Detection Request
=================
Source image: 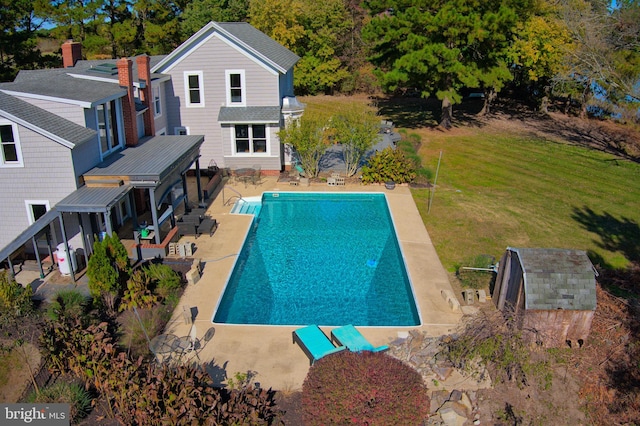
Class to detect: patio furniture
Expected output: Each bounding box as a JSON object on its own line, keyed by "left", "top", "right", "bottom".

{"left": 251, "top": 165, "right": 262, "bottom": 186}
{"left": 293, "top": 325, "right": 346, "bottom": 365}
{"left": 196, "top": 217, "right": 218, "bottom": 238}
{"left": 330, "top": 324, "right": 389, "bottom": 353}
{"left": 177, "top": 220, "right": 198, "bottom": 237}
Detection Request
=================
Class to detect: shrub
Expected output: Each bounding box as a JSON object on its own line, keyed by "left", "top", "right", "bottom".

{"left": 46, "top": 289, "right": 89, "bottom": 323}
{"left": 0, "top": 270, "right": 33, "bottom": 323}
{"left": 361, "top": 147, "right": 417, "bottom": 184}
{"left": 144, "top": 262, "right": 181, "bottom": 300}
{"left": 302, "top": 351, "right": 429, "bottom": 425}
{"left": 120, "top": 269, "right": 158, "bottom": 311}
{"left": 27, "top": 381, "right": 92, "bottom": 423}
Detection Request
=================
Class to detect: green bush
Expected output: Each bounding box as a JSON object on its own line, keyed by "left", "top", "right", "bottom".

{"left": 144, "top": 262, "right": 181, "bottom": 300}
{"left": 0, "top": 271, "right": 33, "bottom": 323}
{"left": 302, "top": 351, "right": 429, "bottom": 425}
{"left": 361, "top": 147, "right": 417, "bottom": 184}
{"left": 27, "top": 381, "right": 92, "bottom": 423}
{"left": 46, "top": 289, "right": 89, "bottom": 323}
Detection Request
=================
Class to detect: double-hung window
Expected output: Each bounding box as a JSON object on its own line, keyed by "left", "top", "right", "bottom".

{"left": 234, "top": 124, "right": 267, "bottom": 154}
{"left": 0, "top": 122, "right": 23, "bottom": 167}
{"left": 184, "top": 71, "right": 204, "bottom": 107}
{"left": 225, "top": 70, "right": 245, "bottom": 106}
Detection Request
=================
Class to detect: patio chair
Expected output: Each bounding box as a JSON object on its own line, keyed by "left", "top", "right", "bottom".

{"left": 330, "top": 324, "right": 389, "bottom": 353}
{"left": 293, "top": 325, "right": 346, "bottom": 365}
{"left": 251, "top": 165, "right": 262, "bottom": 186}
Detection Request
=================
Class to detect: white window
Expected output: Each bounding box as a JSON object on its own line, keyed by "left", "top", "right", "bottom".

{"left": 234, "top": 124, "right": 268, "bottom": 154}
{"left": 0, "top": 122, "right": 23, "bottom": 167}
{"left": 174, "top": 126, "right": 189, "bottom": 136}
{"left": 153, "top": 86, "right": 161, "bottom": 117}
{"left": 96, "top": 99, "right": 123, "bottom": 158}
{"left": 225, "top": 70, "right": 246, "bottom": 106}
{"left": 184, "top": 71, "right": 204, "bottom": 107}
{"left": 25, "top": 200, "right": 50, "bottom": 224}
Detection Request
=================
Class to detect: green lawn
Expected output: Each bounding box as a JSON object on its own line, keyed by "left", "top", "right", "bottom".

{"left": 300, "top": 96, "right": 640, "bottom": 271}
{"left": 414, "top": 130, "right": 640, "bottom": 271}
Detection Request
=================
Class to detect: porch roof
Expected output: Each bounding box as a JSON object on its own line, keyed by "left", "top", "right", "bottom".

{"left": 83, "top": 134, "right": 204, "bottom": 182}
{"left": 55, "top": 184, "right": 132, "bottom": 213}
{"left": 0, "top": 208, "right": 60, "bottom": 263}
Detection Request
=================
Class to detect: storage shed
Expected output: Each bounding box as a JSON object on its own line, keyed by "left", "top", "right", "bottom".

{"left": 493, "top": 247, "right": 598, "bottom": 348}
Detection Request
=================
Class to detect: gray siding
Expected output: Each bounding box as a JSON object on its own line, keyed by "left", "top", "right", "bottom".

{"left": 165, "top": 34, "right": 281, "bottom": 170}
{"left": 153, "top": 81, "right": 170, "bottom": 135}
{"left": 221, "top": 124, "right": 282, "bottom": 171}
{"left": 13, "top": 96, "right": 87, "bottom": 127}
{"left": 0, "top": 124, "right": 78, "bottom": 249}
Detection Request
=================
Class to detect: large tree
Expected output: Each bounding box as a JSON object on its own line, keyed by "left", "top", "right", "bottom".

{"left": 180, "top": 0, "right": 249, "bottom": 39}
{"left": 553, "top": 0, "right": 640, "bottom": 118}
{"left": 363, "top": 0, "right": 533, "bottom": 127}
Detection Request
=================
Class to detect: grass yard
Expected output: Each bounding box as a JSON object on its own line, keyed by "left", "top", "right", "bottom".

{"left": 413, "top": 125, "right": 640, "bottom": 271}
{"left": 300, "top": 95, "right": 640, "bottom": 272}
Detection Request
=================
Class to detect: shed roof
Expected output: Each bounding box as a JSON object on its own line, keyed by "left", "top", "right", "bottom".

{"left": 511, "top": 247, "right": 597, "bottom": 311}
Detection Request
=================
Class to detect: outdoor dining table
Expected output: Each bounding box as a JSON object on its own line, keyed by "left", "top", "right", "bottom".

{"left": 234, "top": 168, "right": 256, "bottom": 187}
{"left": 149, "top": 333, "right": 178, "bottom": 355}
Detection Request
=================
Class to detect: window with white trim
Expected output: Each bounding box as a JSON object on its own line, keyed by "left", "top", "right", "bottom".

{"left": 25, "top": 200, "right": 50, "bottom": 224}
{"left": 225, "top": 70, "right": 245, "bottom": 106}
{"left": 184, "top": 71, "right": 204, "bottom": 107}
{"left": 153, "top": 86, "right": 161, "bottom": 117}
{"left": 234, "top": 124, "right": 267, "bottom": 154}
{"left": 0, "top": 122, "right": 23, "bottom": 167}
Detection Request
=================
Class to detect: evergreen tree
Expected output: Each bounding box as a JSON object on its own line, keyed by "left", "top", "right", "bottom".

{"left": 363, "top": 0, "right": 533, "bottom": 127}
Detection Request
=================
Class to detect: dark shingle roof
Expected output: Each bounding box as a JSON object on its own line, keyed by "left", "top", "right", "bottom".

{"left": 215, "top": 22, "right": 300, "bottom": 71}
{"left": 153, "top": 22, "right": 299, "bottom": 74}
{"left": 0, "top": 70, "right": 126, "bottom": 105}
{"left": 512, "top": 247, "right": 597, "bottom": 311}
{"left": 218, "top": 106, "right": 281, "bottom": 123}
{"left": 0, "top": 91, "right": 96, "bottom": 148}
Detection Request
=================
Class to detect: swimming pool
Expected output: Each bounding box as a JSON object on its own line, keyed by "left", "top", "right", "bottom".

{"left": 213, "top": 192, "right": 421, "bottom": 326}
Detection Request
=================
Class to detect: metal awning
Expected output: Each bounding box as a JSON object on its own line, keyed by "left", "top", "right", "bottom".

{"left": 0, "top": 208, "right": 59, "bottom": 262}
{"left": 55, "top": 184, "right": 133, "bottom": 213}
{"left": 218, "top": 106, "right": 281, "bottom": 124}
{"left": 82, "top": 135, "right": 204, "bottom": 182}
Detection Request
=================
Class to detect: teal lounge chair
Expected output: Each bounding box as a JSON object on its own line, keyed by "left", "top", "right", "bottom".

{"left": 293, "top": 325, "right": 346, "bottom": 365}
{"left": 331, "top": 324, "right": 389, "bottom": 353}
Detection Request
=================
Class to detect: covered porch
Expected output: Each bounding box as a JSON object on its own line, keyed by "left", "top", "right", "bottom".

{"left": 1, "top": 135, "right": 207, "bottom": 284}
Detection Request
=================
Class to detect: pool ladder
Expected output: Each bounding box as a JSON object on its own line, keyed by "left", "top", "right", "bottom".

{"left": 223, "top": 186, "right": 243, "bottom": 206}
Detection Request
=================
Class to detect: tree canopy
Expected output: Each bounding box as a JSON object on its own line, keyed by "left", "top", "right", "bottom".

{"left": 1, "top": 0, "right": 639, "bottom": 124}
{"left": 363, "top": 0, "right": 534, "bottom": 127}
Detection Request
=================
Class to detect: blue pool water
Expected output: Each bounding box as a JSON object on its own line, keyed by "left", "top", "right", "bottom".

{"left": 213, "top": 192, "right": 420, "bottom": 326}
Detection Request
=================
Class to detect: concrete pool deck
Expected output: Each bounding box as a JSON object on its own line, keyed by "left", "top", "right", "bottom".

{"left": 163, "top": 177, "right": 463, "bottom": 391}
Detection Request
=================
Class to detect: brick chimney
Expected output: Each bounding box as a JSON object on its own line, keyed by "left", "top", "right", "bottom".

{"left": 61, "top": 40, "right": 82, "bottom": 68}
{"left": 136, "top": 55, "right": 155, "bottom": 137}
{"left": 117, "top": 58, "right": 138, "bottom": 147}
